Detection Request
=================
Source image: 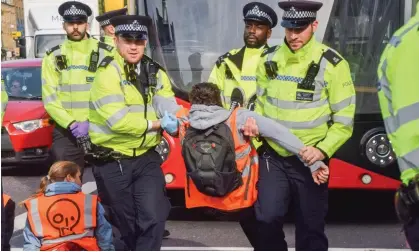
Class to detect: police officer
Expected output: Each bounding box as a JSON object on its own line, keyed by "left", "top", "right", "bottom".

{"left": 41, "top": 1, "right": 113, "bottom": 177}
{"left": 209, "top": 2, "right": 277, "bottom": 110}
{"left": 1, "top": 78, "right": 7, "bottom": 122}
{"left": 88, "top": 15, "right": 182, "bottom": 250}
{"left": 377, "top": 3, "right": 419, "bottom": 249}
{"left": 255, "top": 1, "right": 356, "bottom": 250}
{"left": 95, "top": 7, "right": 127, "bottom": 46}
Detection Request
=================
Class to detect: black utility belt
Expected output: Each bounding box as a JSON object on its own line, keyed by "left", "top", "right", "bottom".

{"left": 85, "top": 145, "right": 133, "bottom": 163}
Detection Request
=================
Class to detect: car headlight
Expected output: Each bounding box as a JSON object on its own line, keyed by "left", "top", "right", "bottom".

{"left": 13, "top": 119, "right": 50, "bottom": 133}
{"left": 155, "top": 138, "right": 170, "bottom": 162}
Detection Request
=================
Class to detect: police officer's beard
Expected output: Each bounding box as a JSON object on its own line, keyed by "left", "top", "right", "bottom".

{"left": 244, "top": 34, "right": 267, "bottom": 49}
{"left": 68, "top": 30, "right": 87, "bottom": 42}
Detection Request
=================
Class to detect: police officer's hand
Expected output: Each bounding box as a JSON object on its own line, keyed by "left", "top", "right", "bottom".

{"left": 70, "top": 121, "right": 89, "bottom": 138}
{"left": 299, "top": 146, "right": 325, "bottom": 165}
{"left": 241, "top": 117, "right": 259, "bottom": 137}
{"left": 161, "top": 111, "right": 179, "bottom": 135}
{"left": 312, "top": 164, "right": 329, "bottom": 185}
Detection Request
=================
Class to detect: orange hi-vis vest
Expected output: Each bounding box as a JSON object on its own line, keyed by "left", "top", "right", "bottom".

{"left": 3, "top": 193, "right": 11, "bottom": 207}
{"left": 24, "top": 192, "right": 99, "bottom": 251}
{"left": 180, "top": 108, "right": 259, "bottom": 211}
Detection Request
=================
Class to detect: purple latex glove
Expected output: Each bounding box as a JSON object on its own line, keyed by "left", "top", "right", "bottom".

{"left": 70, "top": 121, "right": 89, "bottom": 138}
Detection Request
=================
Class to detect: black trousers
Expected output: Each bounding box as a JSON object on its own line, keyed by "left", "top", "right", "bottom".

{"left": 52, "top": 126, "right": 85, "bottom": 177}
{"left": 254, "top": 146, "right": 328, "bottom": 251}
{"left": 91, "top": 149, "right": 171, "bottom": 251}
{"left": 405, "top": 214, "right": 419, "bottom": 250}
{"left": 239, "top": 207, "right": 260, "bottom": 248}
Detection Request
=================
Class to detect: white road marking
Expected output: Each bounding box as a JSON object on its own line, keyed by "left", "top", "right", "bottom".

{"left": 12, "top": 181, "right": 97, "bottom": 232}
{"left": 11, "top": 247, "right": 410, "bottom": 251}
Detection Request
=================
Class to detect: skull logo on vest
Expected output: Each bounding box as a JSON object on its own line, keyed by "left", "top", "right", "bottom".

{"left": 46, "top": 199, "right": 81, "bottom": 237}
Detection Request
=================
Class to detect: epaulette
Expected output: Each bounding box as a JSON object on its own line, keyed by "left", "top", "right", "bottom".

{"left": 323, "top": 49, "right": 343, "bottom": 66}
{"left": 142, "top": 55, "right": 165, "bottom": 71}
{"left": 216, "top": 51, "right": 231, "bottom": 67}
{"left": 46, "top": 45, "right": 60, "bottom": 56}
{"left": 98, "top": 41, "right": 114, "bottom": 52}
{"left": 261, "top": 45, "right": 279, "bottom": 57}
{"left": 98, "top": 56, "right": 114, "bottom": 68}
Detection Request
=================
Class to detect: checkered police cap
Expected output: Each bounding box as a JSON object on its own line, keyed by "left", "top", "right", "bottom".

{"left": 111, "top": 15, "right": 151, "bottom": 40}
{"left": 114, "top": 21, "right": 148, "bottom": 33}
{"left": 243, "top": 2, "right": 278, "bottom": 28}
{"left": 96, "top": 8, "right": 127, "bottom": 28}
{"left": 58, "top": 1, "right": 92, "bottom": 22}
{"left": 99, "top": 19, "right": 111, "bottom": 27}
{"left": 278, "top": 0, "right": 323, "bottom": 28}
{"left": 283, "top": 7, "right": 317, "bottom": 20}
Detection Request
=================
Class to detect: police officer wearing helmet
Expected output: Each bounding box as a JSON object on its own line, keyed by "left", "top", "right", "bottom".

{"left": 42, "top": 1, "right": 109, "bottom": 178}
{"left": 377, "top": 2, "right": 419, "bottom": 249}
{"left": 254, "top": 1, "right": 355, "bottom": 250}
{"left": 95, "top": 7, "right": 127, "bottom": 46}
{"left": 88, "top": 15, "right": 183, "bottom": 250}
{"left": 208, "top": 2, "right": 277, "bottom": 111}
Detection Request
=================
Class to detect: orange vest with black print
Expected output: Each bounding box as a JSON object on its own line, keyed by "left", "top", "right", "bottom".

{"left": 24, "top": 192, "right": 99, "bottom": 251}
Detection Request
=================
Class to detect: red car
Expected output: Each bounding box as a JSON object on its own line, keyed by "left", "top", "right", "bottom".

{"left": 1, "top": 59, "right": 54, "bottom": 168}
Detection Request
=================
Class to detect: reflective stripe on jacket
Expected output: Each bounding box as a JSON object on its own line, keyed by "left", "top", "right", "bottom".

{"left": 24, "top": 192, "right": 99, "bottom": 251}
{"left": 256, "top": 38, "right": 355, "bottom": 158}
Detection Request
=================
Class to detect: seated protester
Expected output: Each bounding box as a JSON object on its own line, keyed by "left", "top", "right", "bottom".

{"left": 179, "top": 82, "right": 329, "bottom": 211}
{"left": 22, "top": 161, "right": 114, "bottom": 251}
{"left": 2, "top": 192, "right": 15, "bottom": 251}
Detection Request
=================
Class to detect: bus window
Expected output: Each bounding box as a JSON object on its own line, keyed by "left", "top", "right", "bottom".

{"left": 323, "top": 0, "right": 403, "bottom": 114}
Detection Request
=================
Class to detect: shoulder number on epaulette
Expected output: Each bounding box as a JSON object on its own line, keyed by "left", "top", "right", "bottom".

{"left": 261, "top": 45, "right": 279, "bottom": 57}
{"left": 216, "top": 52, "right": 231, "bottom": 67}
{"left": 98, "top": 41, "right": 114, "bottom": 52}
{"left": 323, "top": 49, "right": 343, "bottom": 66}
{"left": 46, "top": 45, "right": 60, "bottom": 56}
{"left": 98, "top": 56, "right": 114, "bottom": 68}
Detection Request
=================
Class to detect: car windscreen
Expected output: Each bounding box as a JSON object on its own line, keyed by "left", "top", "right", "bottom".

{"left": 1, "top": 66, "right": 42, "bottom": 100}
{"left": 35, "top": 34, "right": 66, "bottom": 58}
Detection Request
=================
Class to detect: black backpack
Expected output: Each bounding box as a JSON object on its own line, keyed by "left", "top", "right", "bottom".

{"left": 182, "top": 122, "right": 243, "bottom": 197}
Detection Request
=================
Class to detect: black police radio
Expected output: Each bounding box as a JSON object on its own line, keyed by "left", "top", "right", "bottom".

{"left": 264, "top": 61, "right": 278, "bottom": 79}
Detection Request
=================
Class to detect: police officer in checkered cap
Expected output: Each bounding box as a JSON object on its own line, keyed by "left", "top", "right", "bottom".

{"left": 42, "top": 1, "right": 111, "bottom": 179}
{"left": 208, "top": 1, "right": 277, "bottom": 113}
{"left": 88, "top": 15, "right": 186, "bottom": 250}
{"left": 253, "top": 0, "right": 356, "bottom": 250}
{"left": 58, "top": 1, "right": 92, "bottom": 24}
{"left": 95, "top": 8, "right": 127, "bottom": 46}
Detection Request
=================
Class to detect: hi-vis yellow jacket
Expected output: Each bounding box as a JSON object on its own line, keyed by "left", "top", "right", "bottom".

{"left": 41, "top": 38, "right": 114, "bottom": 128}
{"left": 377, "top": 3, "right": 419, "bottom": 185}
{"left": 88, "top": 53, "right": 182, "bottom": 156}
{"left": 256, "top": 38, "right": 356, "bottom": 158}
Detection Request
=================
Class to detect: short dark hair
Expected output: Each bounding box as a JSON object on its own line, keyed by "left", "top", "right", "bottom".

{"left": 189, "top": 82, "right": 223, "bottom": 106}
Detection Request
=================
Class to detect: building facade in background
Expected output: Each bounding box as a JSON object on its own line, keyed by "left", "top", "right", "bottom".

{"left": 1, "top": 0, "right": 24, "bottom": 60}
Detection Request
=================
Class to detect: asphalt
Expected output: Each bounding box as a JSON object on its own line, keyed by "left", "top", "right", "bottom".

{"left": 2, "top": 166, "right": 410, "bottom": 250}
